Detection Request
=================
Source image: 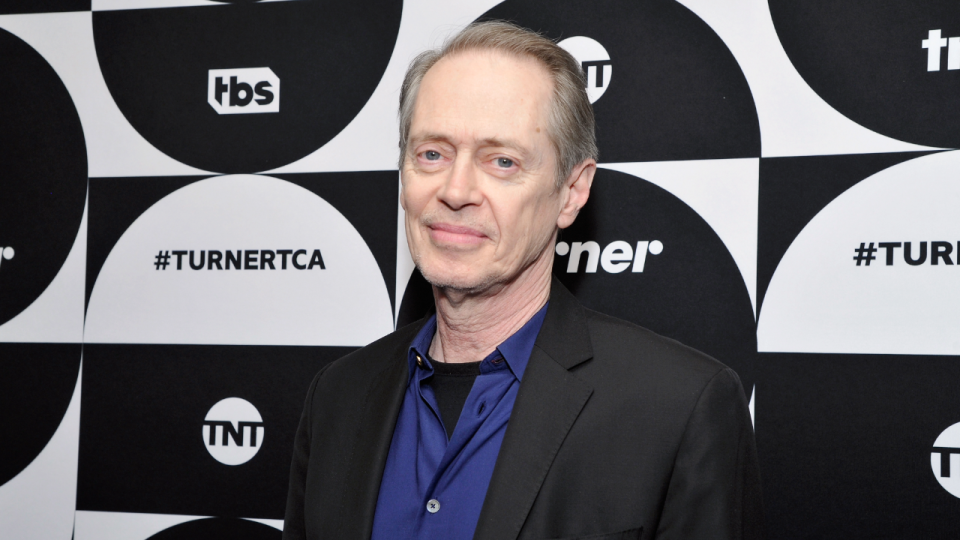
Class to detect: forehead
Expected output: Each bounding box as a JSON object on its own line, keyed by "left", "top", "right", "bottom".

{"left": 411, "top": 49, "right": 554, "bottom": 143}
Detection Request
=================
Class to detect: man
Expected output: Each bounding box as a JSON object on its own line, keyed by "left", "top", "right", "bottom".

{"left": 284, "top": 21, "right": 761, "bottom": 540}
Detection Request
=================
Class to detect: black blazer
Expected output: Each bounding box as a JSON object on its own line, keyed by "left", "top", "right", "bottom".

{"left": 283, "top": 279, "right": 762, "bottom": 540}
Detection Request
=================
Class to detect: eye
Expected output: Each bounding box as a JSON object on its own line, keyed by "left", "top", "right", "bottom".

{"left": 496, "top": 157, "right": 514, "bottom": 168}
{"left": 423, "top": 150, "right": 442, "bottom": 161}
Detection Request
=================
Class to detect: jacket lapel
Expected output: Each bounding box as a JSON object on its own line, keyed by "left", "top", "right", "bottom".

{"left": 336, "top": 327, "right": 416, "bottom": 539}
{"left": 473, "top": 280, "right": 595, "bottom": 540}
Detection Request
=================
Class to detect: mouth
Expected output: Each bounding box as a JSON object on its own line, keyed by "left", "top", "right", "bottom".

{"left": 427, "top": 222, "right": 487, "bottom": 246}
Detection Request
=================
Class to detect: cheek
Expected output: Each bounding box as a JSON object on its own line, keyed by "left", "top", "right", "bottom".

{"left": 401, "top": 181, "right": 429, "bottom": 218}
{"left": 497, "top": 195, "right": 556, "bottom": 254}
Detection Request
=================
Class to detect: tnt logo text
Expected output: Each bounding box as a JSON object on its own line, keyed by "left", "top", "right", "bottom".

{"left": 556, "top": 240, "right": 663, "bottom": 273}
{"left": 202, "top": 397, "right": 264, "bottom": 465}
{"left": 558, "top": 36, "right": 612, "bottom": 104}
{"left": 922, "top": 30, "right": 960, "bottom": 71}
{"left": 932, "top": 422, "right": 960, "bottom": 498}
{"left": 208, "top": 67, "right": 280, "bottom": 114}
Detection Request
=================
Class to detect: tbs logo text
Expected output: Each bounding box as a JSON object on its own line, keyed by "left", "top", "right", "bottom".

{"left": 208, "top": 68, "right": 279, "bottom": 115}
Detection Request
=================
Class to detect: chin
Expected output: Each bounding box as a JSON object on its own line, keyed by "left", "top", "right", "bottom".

{"left": 418, "top": 262, "right": 497, "bottom": 294}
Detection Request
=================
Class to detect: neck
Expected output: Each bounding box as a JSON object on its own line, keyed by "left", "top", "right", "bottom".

{"left": 428, "top": 248, "right": 553, "bottom": 364}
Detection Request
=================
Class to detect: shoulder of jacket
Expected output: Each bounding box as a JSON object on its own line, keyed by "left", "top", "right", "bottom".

{"left": 311, "top": 317, "right": 425, "bottom": 388}
{"left": 580, "top": 307, "right": 729, "bottom": 381}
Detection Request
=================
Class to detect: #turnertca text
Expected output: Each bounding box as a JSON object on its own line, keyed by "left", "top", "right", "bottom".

{"left": 853, "top": 241, "right": 960, "bottom": 266}
{"left": 154, "top": 249, "right": 325, "bottom": 271}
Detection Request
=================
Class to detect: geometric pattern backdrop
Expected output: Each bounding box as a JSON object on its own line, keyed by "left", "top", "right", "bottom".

{"left": 1, "top": 1, "right": 958, "bottom": 538}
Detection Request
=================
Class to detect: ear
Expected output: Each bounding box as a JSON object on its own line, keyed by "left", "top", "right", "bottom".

{"left": 556, "top": 159, "right": 595, "bottom": 229}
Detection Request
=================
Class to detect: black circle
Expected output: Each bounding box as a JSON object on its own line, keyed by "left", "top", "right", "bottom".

{"left": 480, "top": 0, "right": 761, "bottom": 162}
{"left": 92, "top": 1, "right": 403, "bottom": 173}
{"left": 0, "top": 28, "right": 87, "bottom": 326}
{"left": 146, "top": 517, "right": 280, "bottom": 540}
{"left": 555, "top": 168, "right": 758, "bottom": 393}
{"left": 770, "top": 0, "right": 960, "bottom": 148}
{"left": 0, "top": 344, "right": 81, "bottom": 486}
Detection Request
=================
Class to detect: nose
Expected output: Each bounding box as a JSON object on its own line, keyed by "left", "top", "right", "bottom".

{"left": 436, "top": 156, "right": 483, "bottom": 210}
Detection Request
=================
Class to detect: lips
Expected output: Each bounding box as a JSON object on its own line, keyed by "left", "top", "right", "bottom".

{"left": 427, "top": 222, "right": 487, "bottom": 245}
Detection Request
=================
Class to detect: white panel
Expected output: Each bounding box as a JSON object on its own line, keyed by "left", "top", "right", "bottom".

{"left": 0, "top": 12, "right": 210, "bottom": 178}
{"left": 85, "top": 175, "right": 393, "bottom": 346}
{"left": 758, "top": 150, "right": 960, "bottom": 354}
{"left": 677, "top": 0, "right": 936, "bottom": 158}
{"left": 0, "top": 362, "right": 81, "bottom": 540}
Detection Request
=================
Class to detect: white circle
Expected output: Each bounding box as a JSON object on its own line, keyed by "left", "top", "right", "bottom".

{"left": 558, "top": 36, "right": 612, "bottom": 104}
{"left": 426, "top": 499, "right": 440, "bottom": 513}
{"left": 555, "top": 241, "right": 570, "bottom": 256}
{"left": 932, "top": 422, "right": 960, "bottom": 498}
{"left": 2, "top": 246, "right": 13, "bottom": 260}
{"left": 201, "top": 397, "right": 264, "bottom": 466}
{"left": 648, "top": 240, "right": 663, "bottom": 255}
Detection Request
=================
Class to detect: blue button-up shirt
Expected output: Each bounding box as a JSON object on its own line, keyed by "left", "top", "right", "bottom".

{"left": 370, "top": 304, "right": 549, "bottom": 540}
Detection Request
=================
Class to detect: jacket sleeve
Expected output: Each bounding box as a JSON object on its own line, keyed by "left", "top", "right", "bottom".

{"left": 282, "top": 364, "right": 331, "bottom": 540}
{"left": 654, "top": 368, "right": 764, "bottom": 540}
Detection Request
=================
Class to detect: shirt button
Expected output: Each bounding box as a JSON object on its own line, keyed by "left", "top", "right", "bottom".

{"left": 416, "top": 354, "right": 424, "bottom": 368}
{"left": 426, "top": 499, "right": 440, "bottom": 513}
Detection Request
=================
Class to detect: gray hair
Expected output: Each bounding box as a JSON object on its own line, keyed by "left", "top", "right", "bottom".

{"left": 398, "top": 20, "right": 598, "bottom": 188}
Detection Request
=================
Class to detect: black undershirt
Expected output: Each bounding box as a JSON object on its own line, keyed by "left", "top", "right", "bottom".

{"left": 425, "top": 358, "right": 481, "bottom": 440}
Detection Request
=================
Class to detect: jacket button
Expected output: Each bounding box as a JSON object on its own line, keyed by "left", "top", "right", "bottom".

{"left": 416, "top": 354, "right": 424, "bottom": 368}
{"left": 426, "top": 499, "right": 440, "bottom": 513}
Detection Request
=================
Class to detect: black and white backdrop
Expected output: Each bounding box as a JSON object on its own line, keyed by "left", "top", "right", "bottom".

{"left": 1, "top": 1, "right": 959, "bottom": 538}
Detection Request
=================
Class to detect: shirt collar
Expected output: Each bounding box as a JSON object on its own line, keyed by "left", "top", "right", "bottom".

{"left": 407, "top": 302, "right": 549, "bottom": 383}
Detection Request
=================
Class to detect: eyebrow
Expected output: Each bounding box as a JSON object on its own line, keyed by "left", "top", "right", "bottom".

{"left": 407, "top": 133, "right": 452, "bottom": 148}
{"left": 409, "top": 133, "right": 533, "bottom": 158}
{"left": 478, "top": 137, "right": 530, "bottom": 156}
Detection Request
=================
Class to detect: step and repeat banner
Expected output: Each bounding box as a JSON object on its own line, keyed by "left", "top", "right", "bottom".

{"left": 1, "top": 1, "right": 958, "bottom": 538}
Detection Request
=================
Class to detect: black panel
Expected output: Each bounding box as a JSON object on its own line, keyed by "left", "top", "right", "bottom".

{"left": 0, "top": 1, "right": 89, "bottom": 14}
{"left": 77, "top": 344, "right": 351, "bottom": 518}
{"left": 758, "top": 353, "right": 960, "bottom": 539}
{"left": 0, "top": 343, "right": 82, "bottom": 487}
{"left": 146, "top": 518, "right": 280, "bottom": 540}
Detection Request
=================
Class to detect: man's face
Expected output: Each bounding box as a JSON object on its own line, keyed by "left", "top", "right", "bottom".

{"left": 401, "top": 50, "right": 568, "bottom": 293}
